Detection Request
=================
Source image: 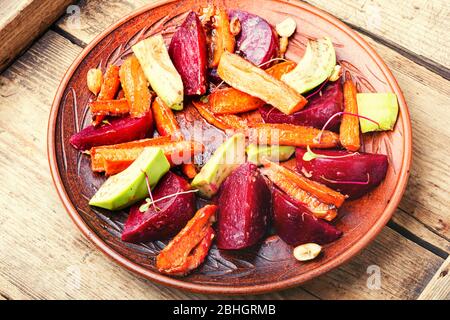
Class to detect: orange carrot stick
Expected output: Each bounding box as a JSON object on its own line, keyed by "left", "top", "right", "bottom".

{"left": 119, "top": 56, "right": 152, "bottom": 117}
{"left": 247, "top": 123, "right": 339, "bottom": 148}
{"left": 157, "top": 205, "right": 217, "bottom": 276}
{"left": 93, "top": 65, "right": 121, "bottom": 126}
{"left": 209, "top": 8, "right": 235, "bottom": 68}
{"left": 340, "top": 78, "right": 360, "bottom": 151}
{"left": 266, "top": 61, "right": 297, "bottom": 80}
{"left": 181, "top": 164, "right": 198, "bottom": 179}
{"left": 261, "top": 161, "right": 339, "bottom": 221}
{"left": 192, "top": 101, "right": 247, "bottom": 131}
{"left": 209, "top": 87, "right": 264, "bottom": 115}
{"left": 89, "top": 99, "right": 130, "bottom": 116}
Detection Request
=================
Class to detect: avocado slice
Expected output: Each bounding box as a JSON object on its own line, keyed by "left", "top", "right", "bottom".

{"left": 132, "top": 35, "right": 184, "bottom": 110}
{"left": 281, "top": 37, "right": 336, "bottom": 94}
{"left": 246, "top": 144, "right": 295, "bottom": 166}
{"left": 191, "top": 133, "right": 246, "bottom": 198}
{"left": 89, "top": 147, "right": 170, "bottom": 210}
{"left": 357, "top": 93, "right": 399, "bottom": 133}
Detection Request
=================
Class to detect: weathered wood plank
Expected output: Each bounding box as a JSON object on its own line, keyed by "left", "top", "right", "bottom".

{"left": 0, "top": 30, "right": 444, "bottom": 300}
{"left": 417, "top": 257, "right": 450, "bottom": 300}
{"left": 304, "top": 0, "right": 450, "bottom": 76}
{"left": 0, "top": 0, "right": 75, "bottom": 72}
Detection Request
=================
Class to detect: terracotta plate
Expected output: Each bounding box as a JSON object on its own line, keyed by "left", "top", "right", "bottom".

{"left": 48, "top": 0, "right": 412, "bottom": 294}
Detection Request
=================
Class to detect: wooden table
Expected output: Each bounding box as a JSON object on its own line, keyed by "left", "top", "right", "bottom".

{"left": 0, "top": 0, "right": 449, "bottom": 300}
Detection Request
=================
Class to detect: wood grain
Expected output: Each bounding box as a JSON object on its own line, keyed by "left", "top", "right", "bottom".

{"left": 0, "top": 30, "right": 444, "bottom": 299}
{"left": 0, "top": 0, "right": 75, "bottom": 72}
{"left": 418, "top": 256, "right": 450, "bottom": 300}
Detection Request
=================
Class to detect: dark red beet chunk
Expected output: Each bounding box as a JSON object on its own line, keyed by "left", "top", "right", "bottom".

{"left": 296, "top": 148, "right": 388, "bottom": 199}
{"left": 69, "top": 112, "right": 153, "bottom": 151}
{"left": 121, "top": 172, "right": 196, "bottom": 243}
{"left": 260, "top": 81, "right": 343, "bottom": 131}
{"left": 228, "top": 10, "right": 279, "bottom": 68}
{"left": 216, "top": 163, "right": 271, "bottom": 250}
{"left": 272, "top": 186, "right": 342, "bottom": 246}
{"left": 169, "top": 11, "right": 207, "bottom": 95}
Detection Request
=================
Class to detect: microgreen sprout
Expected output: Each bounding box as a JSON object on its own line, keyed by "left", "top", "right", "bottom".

{"left": 302, "top": 145, "right": 359, "bottom": 162}
{"left": 305, "top": 79, "right": 329, "bottom": 100}
{"left": 139, "top": 189, "right": 199, "bottom": 213}
{"left": 257, "top": 57, "right": 289, "bottom": 68}
{"left": 320, "top": 173, "right": 370, "bottom": 185}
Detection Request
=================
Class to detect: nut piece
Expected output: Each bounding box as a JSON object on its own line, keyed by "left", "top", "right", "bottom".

{"left": 328, "top": 65, "right": 342, "bottom": 82}
{"left": 276, "top": 17, "right": 297, "bottom": 38}
{"left": 293, "top": 243, "right": 322, "bottom": 261}
{"left": 230, "top": 16, "right": 241, "bottom": 36}
{"left": 87, "top": 68, "right": 103, "bottom": 96}
{"left": 280, "top": 37, "right": 289, "bottom": 57}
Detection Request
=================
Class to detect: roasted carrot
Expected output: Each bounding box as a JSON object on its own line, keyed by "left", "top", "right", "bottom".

{"left": 266, "top": 61, "right": 297, "bottom": 80}
{"left": 89, "top": 99, "right": 130, "bottom": 116}
{"left": 181, "top": 163, "right": 198, "bottom": 179}
{"left": 241, "top": 109, "right": 264, "bottom": 126}
{"left": 209, "top": 87, "right": 264, "bottom": 114}
{"left": 93, "top": 65, "right": 121, "bottom": 126}
{"left": 261, "top": 161, "right": 340, "bottom": 221}
{"left": 247, "top": 123, "right": 339, "bottom": 148}
{"left": 340, "top": 78, "right": 360, "bottom": 151}
{"left": 209, "top": 8, "right": 235, "bottom": 68}
{"left": 192, "top": 101, "right": 247, "bottom": 131}
{"left": 119, "top": 56, "right": 152, "bottom": 117}
{"left": 157, "top": 205, "right": 217, "bottom": 276}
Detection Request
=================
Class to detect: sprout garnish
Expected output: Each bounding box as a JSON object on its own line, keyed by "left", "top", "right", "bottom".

{"left": 302, "top": 145, "right": 359, "bottom": 162}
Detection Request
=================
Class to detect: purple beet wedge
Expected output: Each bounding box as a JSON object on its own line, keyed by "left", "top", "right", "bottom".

{"left": 260, "top": 81, "right": 343, "bottom": 131}
{"left": 121, "top": 172, "right": 196, "bottom": 243}
{"left": 272, "top": 186, "right": 342, "bottom": 246}
{"left": 169, "top": 11, "right": 208, "bottom": 95}
{"left": 296, "top": 148, "right": 388, "bottom": 199}
{"left": 216, "top": 162, "right": 271, "bottom": 249}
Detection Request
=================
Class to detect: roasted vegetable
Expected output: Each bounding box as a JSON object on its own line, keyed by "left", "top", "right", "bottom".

{"left": 70, "top": 112, "right": 153, "bottom": 151}
{"left": 217, "top": 52, "right": 307, "bottom": 115}
{"left": 265, "top": 61, "right": 297, "bottom": 79}
{"left": 87, "top": 68, "right": 103, "bottom": 95}
{"left": 156, "top": 205, "right": 217, "bottom": 276}
{"left": 169, "top": 11, "right": 208, "bottom": 95}
{"left": 119, "top": 56, "right": 152, "bottom": 117}
{"left": 247, "top": 123, "right": 339, "bottom": 148}
{"left": 89, "top": 99, "right": 130, "bottom": 116}
{"left": 216, "top": 163, "right": 271, "bottom": 249}
{"left": 132, "top": 35, "right": 184, "bottom": 110}
{"left": 98, "top": 65, "right": 121, "bottom": 100}
{"left": 122, "top": 172, "right": 196, "bottom": 242}
{"left": 89, "top": 147, "right": 170, "bottom": 210}
{"left": 260, "top": 81, "right": 343, "bottom": 131}
{"left": 228, "top": 10, "right": 279, "bottom": 67}
{"left": 246, "top": 144, "right": 295, "bottom": 166}
{"left": 209, "top": 8, "right": 235, "bottom": 68}
{"left": 357, "top": 93, "right": 399, "bottom": 133}
{"left": 340, "top": 78, "right": 361, "bottom": 151}
{"left": 296, "top": 148, "right": 388, "bottom": 199}
{"left": 208, "top": 87, "right": 264, "bottom": 114}
{"left": 191, "top": 101, "right": 247, "bottom": 130}
{"left": 281, "top": 37, "right": 336, "bottom": 94}
{"left": 272, "top": 186, "right": 342, "bottom": 246}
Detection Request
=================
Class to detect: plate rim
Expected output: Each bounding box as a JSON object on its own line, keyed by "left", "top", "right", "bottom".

{"left": 47, "top": 0, "right": 412, "bottom": 295}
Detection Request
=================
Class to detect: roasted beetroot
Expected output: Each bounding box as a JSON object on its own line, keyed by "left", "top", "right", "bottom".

{"left": 121, "top": 172, "right": 196, "bottom": 243}
{"left": 228, "top": 10, "right": 279, "bottom": 68}
{"left": 216, "top": 162, "right": 271, "bottom": 249}
{"left": 69, "top": 112, "right": 153, "bottom": 151}
{"left": 169, "top": 11, "right": 208, "bottom": 95}
{"left": 260, "top": 81, "right": 343, "bottom": 131}
{"left": 296, "top": 148, "right": 388, "bottom": 199}
{"left": 272, "top": 187, "right": 342, "bottom": 246}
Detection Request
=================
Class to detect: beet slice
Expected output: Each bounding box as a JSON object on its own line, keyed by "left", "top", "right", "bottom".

{"left": 121, "top": 172, "right": 196, "bottom": 243}
{"left": 69, "top": 112, "right": 153, "bottom": 151}
{"left": 228, "top": 10, "right": 279, "bottom": 68}
{"left": 260, "top": 81, "right": 343, "bottom": 131}
{"left": 296, "top": 148, "right": 388, "bottom": 199}
{"left": 169, "top": 11, "right": 208, "bottom": 95}
{"left": 216, "top": 162, "right": 271, "bottom": 249}
{"left": 272, "top": 186, "right": 342, "bottom": 246}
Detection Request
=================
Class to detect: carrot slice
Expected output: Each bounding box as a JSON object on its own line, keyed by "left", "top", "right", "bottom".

{"left": 157, "top": 205, "right": 217, "bottom": 276}
{"left": 209, "top": 87, "right": 264, "bottom": 114}
{"left": 93, "top": 65, "right": 121, "bottom": 126}
{"left": 209, "top": 8, "right": 235, "bottom": 68}
{"left": 192, "top": 101, "right": 247, "bottom": 130}
{"left": 340, "top": 78, "right": 360, "bottom": 151}
{"left": 119, "top": 56, "right": 152, "bottom": 117}
{"left": 181, "top": 163, "right": 198, "bottom": 179}
{"left": 266, "top": 61, "right": 297, "bottom": 80}
{"left": 261, "top": 161, "right": 340, "bottom": 221}
{"left": 89, "top": 99, "right": 130, "bottom": 116}
{"left": 241, "top": 109, "right": 264, "bottom": 126}
{"left": 152, "top": 97, "right": 183, "bottom": 140}
{"left": 247, "top": 123, "right": 339, "bottom": 148}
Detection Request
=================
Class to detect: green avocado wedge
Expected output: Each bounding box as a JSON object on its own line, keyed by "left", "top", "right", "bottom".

{"left": 191, "top": 133, "right": 246, "bottom": 198}
{"left": 246, "top": 144, "right": 295, "bottom": 166}
{"left": 357, "top": 93, "right": 399, "bottom": 133}
{"left": 89, "top": 147, "right": 170, "bottom": 210}
{"left": 281, "top": 37, "right": 336, "bottom": 95}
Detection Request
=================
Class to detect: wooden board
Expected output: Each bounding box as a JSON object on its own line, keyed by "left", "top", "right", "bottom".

{"left": 418, "top": 256, "right": 450, "bottom": 300}
{"left": 0, "top": 0, "right": 75, "bottom": 72}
